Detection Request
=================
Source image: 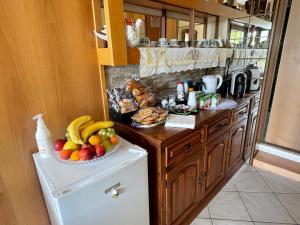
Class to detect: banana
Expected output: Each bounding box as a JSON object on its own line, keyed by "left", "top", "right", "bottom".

{"left": 81, "top": 121, "right": 114, "bottom": 142}
{"left": 67, "top": 115, "right": 92, "bottom": 145}
{"left": 79, "top": 120, "right": 95, "bottom": 133}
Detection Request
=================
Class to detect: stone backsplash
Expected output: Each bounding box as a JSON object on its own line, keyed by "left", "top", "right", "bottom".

{"left": 105, "top": 65, "right": 226, "bottom": 98}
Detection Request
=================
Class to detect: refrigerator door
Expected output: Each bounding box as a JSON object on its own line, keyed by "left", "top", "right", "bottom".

{"left": 54, "top": 157, "right": 149, "bottom": 225}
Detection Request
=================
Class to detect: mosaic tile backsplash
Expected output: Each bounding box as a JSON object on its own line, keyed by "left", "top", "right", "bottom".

{"left": 105, "top": 65, "right": 226, "bottom": 99}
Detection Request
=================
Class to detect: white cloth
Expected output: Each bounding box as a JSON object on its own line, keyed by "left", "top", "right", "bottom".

{"left": 165, "top": 114, "right": 195, "bottom": 129}
{"left": 139, "top": 48, "right": 234, "bottom": 77}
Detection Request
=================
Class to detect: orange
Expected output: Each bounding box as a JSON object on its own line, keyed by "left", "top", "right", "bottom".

{"left": 88, "top": 135, "right": 102, "bottom": 145}
{"left": 70, "top": 150, "right": 80, "bottom": 161}
{"left": 110, "top": 136, "right": 119, "bottom": 145}
{"left": 59, "top": 150, "right": 72, "bottom": 160}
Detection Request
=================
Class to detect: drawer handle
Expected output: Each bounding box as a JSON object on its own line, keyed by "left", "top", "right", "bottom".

{"left": 236, "top": 111, "right": 247, "bottom": 117}
{"left": 184, "top": 143, "right": 192, "bottom": 153}
{"left": 217, "top": 123, "right": 227, "bottom": 129}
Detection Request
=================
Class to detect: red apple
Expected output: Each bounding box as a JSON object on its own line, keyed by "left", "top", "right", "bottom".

{"left": 54, "top": 139, "right": 66, "bottom": 151}
{"left": 95, "top": 144, "right": 106, "bottom": 157}
{"left": 79, "top": 146, "right": 94, "bottom": 160}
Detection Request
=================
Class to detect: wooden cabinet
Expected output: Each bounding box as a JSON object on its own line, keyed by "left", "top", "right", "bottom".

{"left": 115, "top": 96, "right": 255, "bottom": 225}
{"left": 227, "top": 119, "right": 247, "bottom": 171}
{"left": 166, "top": 150, "right": 205, "bottom": 225}
{"left": 205, "top": 132, "right": 229, "bottom": 194}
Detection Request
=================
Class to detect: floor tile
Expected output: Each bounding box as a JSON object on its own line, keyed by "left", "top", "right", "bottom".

{"left": 197, "top": 207, "right": 210, "bottom": 219}
{"left": 212, "top": 219, "right": 254, "bottom": 225}
{"left": 240, "top": 164, "right": 257, "bottom": 172}
{"left": 208, "top": 192, "right": 251, "bottom": 221}
{"left": 233, "top": 172, "right": 272, "bottom": 193}
{"left": 190, "top": 218, "right": 212, "bottom": 225}
{"left": 221, "top": 180, "right": 237, "bottom": 192}
{"left": 240, "top": 192, "right": 295, "bottom": 224}
{"left": 277, "top": 193, "right": 300, "bottom": 223}
{"left": 260, "top": 171, "right": 300, "bottom": 193}
{"left": 254, "top": 223, "right": 295, "bottom": 225}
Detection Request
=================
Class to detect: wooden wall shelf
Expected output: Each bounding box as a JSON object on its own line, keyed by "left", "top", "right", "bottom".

{"left": 128, "top": 0, "right": 272, "bottom": 30}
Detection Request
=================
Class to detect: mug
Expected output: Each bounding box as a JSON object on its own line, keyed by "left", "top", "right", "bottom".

{"left": 202, "top": 75, "right": 223, "bottom": 94}
{"left": 158, "top": 38, "right": 168, "bottom": 46}
{"left": 170, "top": 39, "right": 178, "bottom": 46}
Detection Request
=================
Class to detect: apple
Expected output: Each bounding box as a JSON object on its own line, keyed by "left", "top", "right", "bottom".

{"left": 79, "top": 146, "right": 94, "bottom": 160}
{"left": 55, "top": 139, "right": 66, "bottom": 151}
{"left": 95, "top": 144, "right": 106, "bottom": 157}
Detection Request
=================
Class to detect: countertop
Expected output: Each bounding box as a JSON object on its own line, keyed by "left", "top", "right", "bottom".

{"left": 115, "top": 93, "right": 258, "bottom": 147}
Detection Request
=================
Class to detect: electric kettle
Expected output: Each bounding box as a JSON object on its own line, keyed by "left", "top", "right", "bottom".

{"left": 201, "top": 75, "right": 223, "bottom": 94}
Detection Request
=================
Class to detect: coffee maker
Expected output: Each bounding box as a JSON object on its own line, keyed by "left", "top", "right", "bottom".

{"left": 245, "top": 64, "right": 262, "bottom": 93}
{"left": 230, "top": 72, "right": 247, "bottom": 98}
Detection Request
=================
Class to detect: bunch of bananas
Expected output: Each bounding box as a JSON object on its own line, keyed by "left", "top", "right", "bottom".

{"left": 66, "top": 115, "right": 114, "bottom": 145}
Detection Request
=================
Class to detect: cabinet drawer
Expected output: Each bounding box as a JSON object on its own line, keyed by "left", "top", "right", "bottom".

{"left": 166, "top": 129, "right": 204, "bottom": 167}
{"left": 206, "top": 114, "right": 230, "bottom": 139}
{"left": 232, "top": 104, "right": 249, "bottom": 122}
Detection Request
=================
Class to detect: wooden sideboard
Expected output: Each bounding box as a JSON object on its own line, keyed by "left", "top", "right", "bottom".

{"left": 115, "top": 93, "right": 257, "bottom": 225}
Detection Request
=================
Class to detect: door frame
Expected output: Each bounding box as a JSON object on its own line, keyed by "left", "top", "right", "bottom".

{"left": 249, "top": 0, "right": 291, "bottom": 164}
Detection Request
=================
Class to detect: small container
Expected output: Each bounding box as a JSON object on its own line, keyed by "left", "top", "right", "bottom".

{"left": 168, "top": 95, "right": 177, "bottom": 109}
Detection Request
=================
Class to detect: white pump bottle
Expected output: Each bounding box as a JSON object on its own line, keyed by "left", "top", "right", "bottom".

{"left": 33, "top": 114, "right": 53, "bottom": 156}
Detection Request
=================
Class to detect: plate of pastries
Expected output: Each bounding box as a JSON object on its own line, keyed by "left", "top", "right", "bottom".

{"left": 131, "top": 107, "right": 168, "bottom": 128}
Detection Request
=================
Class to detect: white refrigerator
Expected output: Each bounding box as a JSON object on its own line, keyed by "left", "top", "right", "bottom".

{"left": 33, "top": 137, "right": 149, "bottom": 225}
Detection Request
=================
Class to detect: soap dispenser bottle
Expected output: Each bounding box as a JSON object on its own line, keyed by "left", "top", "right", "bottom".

{"left": 33, "top": 114, "right": 53, "bottom": 156}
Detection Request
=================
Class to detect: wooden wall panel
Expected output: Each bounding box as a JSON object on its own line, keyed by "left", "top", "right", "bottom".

{"left": 265, "top": 0, "right": 300, "bottom": 151}
{"left": 0, "top": 0, "right": 103, "bottom": 224}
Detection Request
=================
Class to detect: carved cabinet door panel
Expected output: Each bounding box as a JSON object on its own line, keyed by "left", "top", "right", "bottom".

{"left": 205, "top": 132, "right": 229, "bottom": 194}
{"left": 166, "top": 150, "right": 205, "bottom": 225}
{"left": 227, "top": 119, "right": 247, "bottom": 171}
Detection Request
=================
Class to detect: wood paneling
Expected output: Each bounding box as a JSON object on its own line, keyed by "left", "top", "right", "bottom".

{"left": 266, "top": 0, "right": 300, "bottom": 151}
{"left": 0, "top": 0, "right": 103, "bottom": 224}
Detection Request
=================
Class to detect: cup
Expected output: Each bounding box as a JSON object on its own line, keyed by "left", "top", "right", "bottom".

{"left": 158, "top": 38, "right": 168, "bottom": 46}
{"left": 150, "top": 41, "right": 157, "bottom": 47}
{"left": 170, "top": 39, "right": 178, "bottom": 46}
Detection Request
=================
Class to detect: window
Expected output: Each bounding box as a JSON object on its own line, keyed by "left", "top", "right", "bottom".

{"left": 230, "top": 29, "right": 245, "bottom": 45}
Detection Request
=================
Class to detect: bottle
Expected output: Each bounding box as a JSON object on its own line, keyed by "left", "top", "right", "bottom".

{"left": 176, "top": 82, "right": 185, "bottom": 104}
{"left": 33, "top": 114, "right": 53, "bottom": 156}
{"left": 187, "top": 89, "right": 197, "bottom": 108}
{"left": 183, "top": 80, "right": 189, "bottom": 95}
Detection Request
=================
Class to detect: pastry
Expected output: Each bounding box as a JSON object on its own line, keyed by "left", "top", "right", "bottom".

{"left": 132, "top": 107, "right": 168, "bottom": 125}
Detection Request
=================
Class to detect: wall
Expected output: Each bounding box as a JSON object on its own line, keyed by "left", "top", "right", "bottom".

{"left": 0, "top": 1, "right": 103, "bottom": 224}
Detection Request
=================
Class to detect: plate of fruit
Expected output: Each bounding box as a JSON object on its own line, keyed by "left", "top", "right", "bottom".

{"left": 54, "top": 115, "right": 121, "bottom": 164}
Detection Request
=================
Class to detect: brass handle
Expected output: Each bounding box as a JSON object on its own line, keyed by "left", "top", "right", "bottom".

{"left": 198, "top": 172, "right": 208, "bottom": 184}
{"left": 184, "top": 143, "right": 192, "bottom": 153}
{"left": 217, "top": 123, "right": 227, "bottom": 129}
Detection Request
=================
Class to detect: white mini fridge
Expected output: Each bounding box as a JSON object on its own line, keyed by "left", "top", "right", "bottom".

{"left": 33, "top": 137, "right": 149, "bottom": 225}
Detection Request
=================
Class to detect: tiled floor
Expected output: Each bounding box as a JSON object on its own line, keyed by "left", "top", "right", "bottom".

{"left": 191, "top": 164, "right": 300, "bottom": 225}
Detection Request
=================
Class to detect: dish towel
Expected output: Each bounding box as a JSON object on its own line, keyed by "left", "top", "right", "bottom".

{"left": 165, "top": 114, "right": 195, "bottom": 129}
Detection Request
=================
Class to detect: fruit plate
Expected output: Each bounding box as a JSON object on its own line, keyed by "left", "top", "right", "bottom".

{"left": 53, "top": 138, "right": 122, "bottom": 165}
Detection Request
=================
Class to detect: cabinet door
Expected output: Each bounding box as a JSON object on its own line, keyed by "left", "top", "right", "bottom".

{"left": 205, "top": 132, "right": 229, "bottom": 194}
{"left": 166, "top": 151, "right": 205, "bottom": 225}
{"left": 227, "top": 119, "right": 247, "bottom": 171}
